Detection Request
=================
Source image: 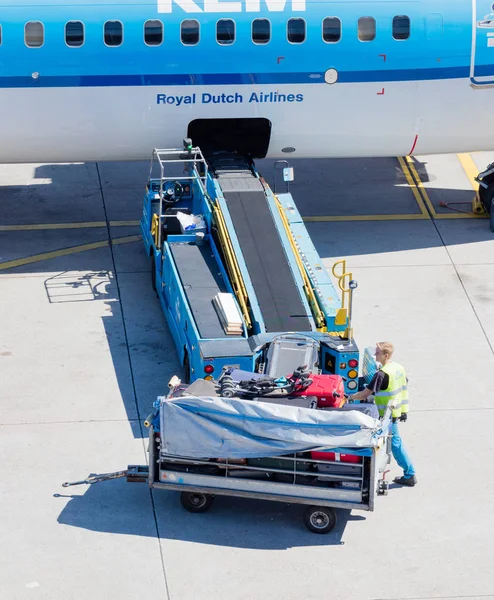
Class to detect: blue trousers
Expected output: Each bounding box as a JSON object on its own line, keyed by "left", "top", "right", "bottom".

{"left": 391, "top": 421, "right": 415, "bottom": 478}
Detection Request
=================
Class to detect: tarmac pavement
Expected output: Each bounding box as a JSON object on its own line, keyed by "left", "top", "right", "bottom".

{"left": 1, "top": 155, "right": 494, "bottom": 600}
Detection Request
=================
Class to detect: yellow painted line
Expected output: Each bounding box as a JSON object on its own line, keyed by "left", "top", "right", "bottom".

{"left": 0, "top": 240, "right": 108, "bottom": 271}
{"left": 0, "top": 220, "right": 139, "bottom": 232}
{"left": 457, "top": 153, "right": 481, "bottom": 191}
{"left": 303, "top": 214, "right": 429, "bottom": 223}
{"left": 397, "top": 156, "right": 430, "bottom": 217}
{"left": 0, "top": 221, "right": 106, "bottom": 232}
{"left": 0, "top": 235, "right": 140, "bottom": 271}
{"left": 111, "top": 234, "right": 141, "bottom": 244}
{"left": 404, "top": 156, "right": 437, "bottom": 216}
{"left": 303, "top": 158, "right": 431, "bottom": 223}
{"left": 434, "top": 212, "right": 487, "bottom": 220}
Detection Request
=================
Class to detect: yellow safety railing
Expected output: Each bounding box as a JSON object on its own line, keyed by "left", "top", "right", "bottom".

{"left": 151, "top": 213, "right": 160, "bottom": 247}
{"left": 213, "top": 201, "right": 252, "bottom": 331}
{"left": 274, "top": 196, "right": 326, "bottom": 331}
{"left": 331, "top": 259, "right": 354, "bottom": 339}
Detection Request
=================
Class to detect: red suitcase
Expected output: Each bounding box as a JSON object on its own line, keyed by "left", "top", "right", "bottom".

{"left": 289, "top": 374, "right": 346, "bottom": 408}
{"left": 311, "top": 450, "right": 362, "bottom": 463}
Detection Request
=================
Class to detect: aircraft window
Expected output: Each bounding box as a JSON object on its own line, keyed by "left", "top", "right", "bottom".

{"left": 287, "top": 18, "right": 306, "bottom": 44}
{"left": 145, "top": 20, "right": 163, "bottom": 46}
{"left": 25, "top": 21, "right": 44, "bottom": 48}
{"left": 65, "top": 21, "right": 84, "bottom": 47}
{"left": 358, "top": 17, "right": 376, "bottom": 41}
{"left": 104, "top": 20, "right": 123, "bottom": 46}
{"left": 393, "top": 15, "right": 410, "bottom": 40}
{"left": 181, "top": 19, "right": 199, "bottom": 45}
{"left": 217, "top": 19, "right": 235, "bottom": 45}
{"left": 252, "top": 19, "right": 271, "bottom": 44}
{"left": 322, "top": 17, "right": 341, "bottom": 42}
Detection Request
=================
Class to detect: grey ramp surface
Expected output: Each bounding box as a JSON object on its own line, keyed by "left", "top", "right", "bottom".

{"left": 225, "top": 188, "right": 311, "bottom": 333}
{"left": 170, "top": 241, "right": 229, "bottom": 339}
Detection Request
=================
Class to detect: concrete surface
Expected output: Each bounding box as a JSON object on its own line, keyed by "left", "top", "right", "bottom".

{"left": 1, "top": 154, "right": 494, "bottom": 600}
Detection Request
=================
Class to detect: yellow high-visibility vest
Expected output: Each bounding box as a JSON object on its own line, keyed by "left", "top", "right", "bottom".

{"left": 373, "top": 361, "right": 409, "bottom": 418}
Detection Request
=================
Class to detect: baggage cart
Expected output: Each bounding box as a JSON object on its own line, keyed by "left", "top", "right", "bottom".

{"left": 63, "top": 395, "right": 392, "bottom": 534}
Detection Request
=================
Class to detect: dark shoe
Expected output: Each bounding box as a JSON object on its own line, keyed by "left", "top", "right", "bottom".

{"left": 393, "top": 475, "right": 417, "bottom": 487}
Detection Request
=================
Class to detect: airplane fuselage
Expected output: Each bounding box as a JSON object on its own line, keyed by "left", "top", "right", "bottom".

{"left": 0, "top": 0, "right": 494, "bottom": 161}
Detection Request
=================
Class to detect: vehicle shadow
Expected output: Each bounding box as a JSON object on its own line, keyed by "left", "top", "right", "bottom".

{"left": 55, "top": 477, "right": 364, "bottom": 548}
{"left": 2, "top": 158, "right": 493, "bottom": 443}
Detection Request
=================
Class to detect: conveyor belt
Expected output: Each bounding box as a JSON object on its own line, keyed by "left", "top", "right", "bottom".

{"left": 170, "top": 242, "right": 230, "bottom": 339}
{"left": 213, "top": 157, "right": 311, "bottom": 333}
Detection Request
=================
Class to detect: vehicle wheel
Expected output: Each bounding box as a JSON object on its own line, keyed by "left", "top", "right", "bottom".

{"left": 304, "top": 506, "right": 337, "bottom": 534}
{"left": 490, "top": 195, "right": 494, "bottom": 233}
{"left": 183, "top": 352, "right": 191, "bottom": 384}
{"left": 479, "top": 184, "right": 486, "bottom": 205}
{"left": 377, "top": 480, "right": 389, "bottom": 496}
{"left": 150, "top": 255, "right": 157, "bottom": 292}
{"left": 180, "top": 492, "right": 214, "bottom": 513}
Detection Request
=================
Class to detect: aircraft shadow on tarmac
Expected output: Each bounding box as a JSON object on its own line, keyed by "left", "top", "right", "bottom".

{"left": 55, "top": 477, "right": 366, "bottom": 548}
{"left": 3, "top": 159, "right": 493, "bottom": 443}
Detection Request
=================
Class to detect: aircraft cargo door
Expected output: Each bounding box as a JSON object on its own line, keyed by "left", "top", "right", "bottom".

{"left": 471, "top": 1, "right": 494, "bottom": 85}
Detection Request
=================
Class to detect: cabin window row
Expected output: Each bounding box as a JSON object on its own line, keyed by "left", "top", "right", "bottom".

{"left": 0, "top": 17, "right": 411, "bottom": 49}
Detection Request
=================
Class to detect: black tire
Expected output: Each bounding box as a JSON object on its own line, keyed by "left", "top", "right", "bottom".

{"left": 183, "top": 352, "right": 191, "bottom": 384}
{"left": 377, "top": 480, "right": 389, "bottom": 496}
{"left": 180, "top": 492, "right": 214, "bottom": 513}
{"left": 151, "top": 255, "right": 157, "bottom": 292}
{"left": 304, "top": 506, "right": 337, "bottom": 534}
{"left": 490, "top": 197, "right": 494, "bottom": 234}
{"left": 479, "top": 184, "right": 486, "bottom": 205}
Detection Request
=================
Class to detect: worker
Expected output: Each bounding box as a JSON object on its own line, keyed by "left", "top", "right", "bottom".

{"left": 347, "top": 341, "right": 416, "bottom": 487}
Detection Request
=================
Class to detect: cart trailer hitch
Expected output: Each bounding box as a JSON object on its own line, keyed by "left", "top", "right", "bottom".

{"left": 62, "top": 465, "right": 149, "bottom": 487}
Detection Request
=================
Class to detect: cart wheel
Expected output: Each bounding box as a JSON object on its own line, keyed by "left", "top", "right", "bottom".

{"left": 304, "top": 506, "right": 337, "bottom": 534}
{"left": 377, "top": 480, "right": 389, "bottom": 496}
{"left": 180, "top": 492, "right": 214, "bottom": 513}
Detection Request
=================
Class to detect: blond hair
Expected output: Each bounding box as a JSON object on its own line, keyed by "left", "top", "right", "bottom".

{"left": 376, "top": 341, "right": 394, "bottom": 358}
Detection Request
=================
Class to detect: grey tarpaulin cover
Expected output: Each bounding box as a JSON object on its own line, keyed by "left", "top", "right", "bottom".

{"left": 159, "top": 396, "right": 383, "bottom": 459}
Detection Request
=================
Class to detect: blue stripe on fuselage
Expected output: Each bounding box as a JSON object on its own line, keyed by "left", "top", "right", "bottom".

{"left": 0, "top": 65, "right": 487, "bottom": 88}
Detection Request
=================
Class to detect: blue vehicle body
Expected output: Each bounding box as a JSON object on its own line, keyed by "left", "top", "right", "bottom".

{"left": 140, "top": 147, "right": 361, "bottom": 390}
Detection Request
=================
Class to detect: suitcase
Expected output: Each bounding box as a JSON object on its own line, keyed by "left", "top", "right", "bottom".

{"left": 247, "top": 455, "right": 316, "bottom": 484}
{"left": 252, "top": 395, "right": 318, "bottom": 409}
{"left": 316, "top": 463, "right": 363, "bottom": 478}
{"left": 290, "top": 374, "right": 346, "bottom": 408}
{"left": 311, "top": 451, "right": 363, "bottom": 479}
{"left": 311, "top": 450, "right": 362, "bottom": 463}
{"left": 265, "top": 335, "right": 319, "bottom": 378}
{"left": 226, "top": 369, "right": 265, "bottom": 384}
{"left": 320, "top": 402, "right": 380, "bottom": 420}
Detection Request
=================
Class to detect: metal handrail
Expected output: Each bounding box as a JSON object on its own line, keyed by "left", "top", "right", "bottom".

{"left": 148, "top": 147, "right": 209, "bottom": 249}
{"left": 331, "top": 260, "right": 355, "bottom": 339}
{"left": 274, "top": 195, "right": 326, "bottom": 331}
{"left": 213, "top": 200, "right": 252, "bottom": 331}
